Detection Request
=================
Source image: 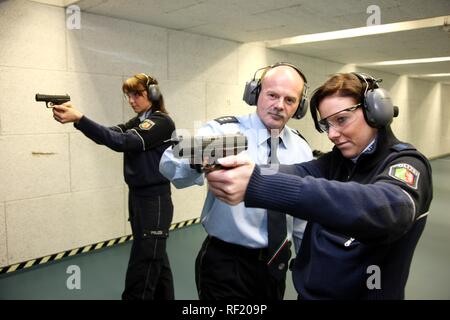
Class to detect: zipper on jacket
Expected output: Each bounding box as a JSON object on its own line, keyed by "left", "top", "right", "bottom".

{"left": 344, "top": 237, "right": 355, "bottom": 247}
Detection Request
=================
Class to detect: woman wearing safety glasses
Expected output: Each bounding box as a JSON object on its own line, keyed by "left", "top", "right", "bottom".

{"left": 205, "top": 72, "right": 433, "bottom": 300}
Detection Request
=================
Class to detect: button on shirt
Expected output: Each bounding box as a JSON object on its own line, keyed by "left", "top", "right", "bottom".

{"left": 159, "top": 113, "right": 313, "bottom": 249}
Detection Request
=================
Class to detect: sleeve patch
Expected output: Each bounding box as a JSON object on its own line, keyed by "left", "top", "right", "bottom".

{"left": 139, "top": 119, "right": 155, "bottom": 130}
{"left": 388, "top": 163, "right": 420, "bottom": 189}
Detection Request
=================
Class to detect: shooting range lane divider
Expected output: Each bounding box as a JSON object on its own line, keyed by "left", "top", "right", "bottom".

{"left": 0, "top": 217, "right": 201, "bottom": 275}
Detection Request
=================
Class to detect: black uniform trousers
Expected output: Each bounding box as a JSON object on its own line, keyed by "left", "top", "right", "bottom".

{"left": 195, "top": 235, "right": 288, "bottom": 300}
{"left": 122, "top": 191, "right": 174, "bottom": 300}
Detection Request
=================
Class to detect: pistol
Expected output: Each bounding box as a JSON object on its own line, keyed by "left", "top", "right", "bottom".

{"left": 35, "top": 93, "right": 70, "bottom": 108}
{"left": 170, "top": 133, "right": 248, "bottom": 172}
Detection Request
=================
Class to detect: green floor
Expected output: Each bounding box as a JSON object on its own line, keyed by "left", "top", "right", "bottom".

{"left": 0, "top": 156, "right": 449, "bottom": 300}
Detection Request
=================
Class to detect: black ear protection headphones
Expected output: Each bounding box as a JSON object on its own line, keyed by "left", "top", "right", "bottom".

{"left": 140, "top": 73, "right": 161, "bottom": 103}
{"left": 352, "top": 72, "right": 399, "bottom": 128}
{"left": 310, "top": 72, "right": 399, "bottom": 132}
{"left": 242, "top": 62, "right": 309, "bottom": 119}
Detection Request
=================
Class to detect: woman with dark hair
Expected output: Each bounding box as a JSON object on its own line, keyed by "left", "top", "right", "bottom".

{"left": 52, "top": 73, "right": 176, "bottom": 300}
{"left": 206, "top": 72, "right": 433, "bottom": 299}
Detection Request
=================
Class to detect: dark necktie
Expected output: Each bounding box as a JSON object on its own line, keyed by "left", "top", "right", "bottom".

{"left": 266, "top": 137, "right": 290, "bottom": 280}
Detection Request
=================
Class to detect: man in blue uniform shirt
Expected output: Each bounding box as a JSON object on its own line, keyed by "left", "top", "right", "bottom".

{"left": 159, "top": 63, "right": 313, "bottom": 299}
{"left": 206, "top": 73, "right": 433, "bottom": 299}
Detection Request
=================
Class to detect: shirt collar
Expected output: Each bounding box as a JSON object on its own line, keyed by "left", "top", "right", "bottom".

{"left": 250, "top": 113, "right": 287, "bottom": 148}
{"left": 351, "top": 137, "right": 377, "bottom": 163}
{"left": 139, "top": 109, "right": 152, "bottom": 121}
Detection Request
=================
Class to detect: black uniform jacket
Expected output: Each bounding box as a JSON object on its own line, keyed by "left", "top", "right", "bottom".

{"left": 75, "top": 111, "right": 175, "bottom": 196}
{"left": 245, "top": 127, "right": 433, "bottom": 299}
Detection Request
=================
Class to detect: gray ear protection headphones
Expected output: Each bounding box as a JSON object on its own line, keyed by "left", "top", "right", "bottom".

{"left": 141, "top": 73, "right": 161, "bottom": 103}
{"left": 352, "top": 72, "right": 399, "bottom": 128}
{"left": 242, "top": 62, "right": 309, "bottom": 119}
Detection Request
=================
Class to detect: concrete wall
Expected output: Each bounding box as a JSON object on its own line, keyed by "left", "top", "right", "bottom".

{"left": 0, "top": 0, "right": 448, "bottom": 266}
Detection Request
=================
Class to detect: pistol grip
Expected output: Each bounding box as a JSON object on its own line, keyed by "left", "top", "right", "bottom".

{"left": 203, "top": 163, "right": 225, "bottom": 173}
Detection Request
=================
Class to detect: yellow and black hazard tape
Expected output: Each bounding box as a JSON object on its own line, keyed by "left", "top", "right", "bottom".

{"left": 0, "top": 217, "right": 201, "bottom": 275}
{"left": 0, "top": 234, "right": 134, "bottom": 275}
{"left": 169, "top": 217, "right": 201, "bottom": 230}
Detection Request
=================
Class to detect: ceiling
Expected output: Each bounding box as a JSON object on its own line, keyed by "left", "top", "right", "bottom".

{"left": 45, "top": 0, "right": 450, "bottom": 82}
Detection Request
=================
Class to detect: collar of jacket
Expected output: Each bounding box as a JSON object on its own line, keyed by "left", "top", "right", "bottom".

{"left": 332, "top": 126, "right": 401, "bottom": 172}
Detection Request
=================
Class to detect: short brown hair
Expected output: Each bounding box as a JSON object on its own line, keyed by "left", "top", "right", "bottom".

{"left": 122, "top": 73, "right": 168, "bottom": 114}
{"left": 310, "top": 73, "right": 364, "bottom": 131}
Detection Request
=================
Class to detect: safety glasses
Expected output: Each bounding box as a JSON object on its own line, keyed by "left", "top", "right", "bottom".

{"left": 318, "top": 103, "right": 362, "bottom": 133}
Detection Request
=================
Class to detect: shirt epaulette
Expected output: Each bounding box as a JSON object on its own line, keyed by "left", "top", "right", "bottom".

{"left": 214, "top": 116, "right": 239, "bottom": 125}
{"left": 391, "top": 143, "right": 416, "bottom": 152}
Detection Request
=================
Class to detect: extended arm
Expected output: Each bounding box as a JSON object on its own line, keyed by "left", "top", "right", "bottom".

{"left": 53, "top": 104, "right": 174, "bottom": 152}
{"left": 245, "top": 156, "right": 430, "bottom": 244}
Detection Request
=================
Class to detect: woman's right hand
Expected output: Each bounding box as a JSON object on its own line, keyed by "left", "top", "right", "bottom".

{"left": 206, "top": 154, "right": 255, "bottom": 205}
{"left": 52, "top": 103, "right": 83, "bottom": 124}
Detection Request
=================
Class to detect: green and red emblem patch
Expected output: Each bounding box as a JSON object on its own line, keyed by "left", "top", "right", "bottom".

{"left": 388, "top": 163, "right": 419, "bottom": 189}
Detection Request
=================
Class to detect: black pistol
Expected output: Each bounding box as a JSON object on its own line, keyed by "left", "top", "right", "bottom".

{"left": 171, "top": 133, "right": 248, "bottom": 172}
{"left": 35, "top": 93, "right": 70, "bottom": 108}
